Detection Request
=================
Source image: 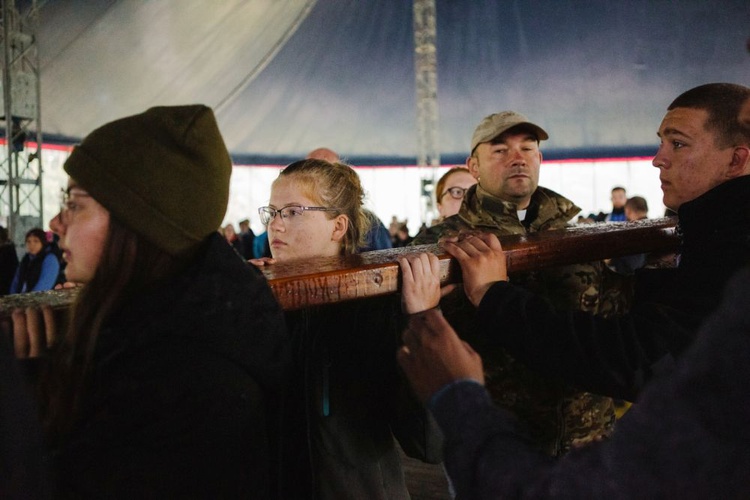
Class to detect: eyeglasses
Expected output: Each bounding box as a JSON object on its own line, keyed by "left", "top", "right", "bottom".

{"left": 439, "top": 186, "right": 468, "bottom": 201}
{"left": 258, "top": 204, "right": 340, "bottom": 226}
{"left": 59, "top": 188, "right": 92, "bottom": 224}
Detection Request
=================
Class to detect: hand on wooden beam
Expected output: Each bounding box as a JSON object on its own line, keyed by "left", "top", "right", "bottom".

{"left": 7, "top": 306, "right": 58, "bottom": 359}
{"left": 398, "top": 253, "right": 444, "bottom": 314}
{"left": 442, "top": 232, "right": 509, "bottom": 307}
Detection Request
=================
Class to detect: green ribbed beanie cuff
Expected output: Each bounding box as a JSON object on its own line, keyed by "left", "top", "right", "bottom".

{"left": 64, "top": 105, "right": 231, "bottom": 255}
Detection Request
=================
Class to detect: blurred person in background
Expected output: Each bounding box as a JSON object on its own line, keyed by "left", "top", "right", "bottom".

{"left": 238, "top": 218, "right": 255, "bottom": 260}
{"left": 222, "top": 223, "right": 245, "bottom": 257}
{"left": 607, "top": 196, "right": 650, "bottom": 275}
{"left": 9, "top": 227, "right": 60, "bottom": 294}
{"left": 434, "top": 167, "right": 477, "bottom": 222}
{"left": 0, "top": 225, "right": 19, "bottom": 294}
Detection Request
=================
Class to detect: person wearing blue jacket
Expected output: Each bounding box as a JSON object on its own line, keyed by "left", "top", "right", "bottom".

{"left": 10, "top": 228, "right": 60, "bottom": 293}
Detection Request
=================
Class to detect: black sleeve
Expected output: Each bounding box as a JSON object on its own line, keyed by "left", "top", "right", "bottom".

{"left": 433, "top": 266, "right": 750, "bottom": 499}
{"left": 475, "top": 281, "right": 689, "bottom": 400}
{"left": 0, "top": 336, "right": 51, "bottom": 499}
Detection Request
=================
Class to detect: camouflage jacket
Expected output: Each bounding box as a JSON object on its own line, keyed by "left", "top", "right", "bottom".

{"left": 414, "top": 184, "right": 580, "bottom": 241}
{"left": 413, "top": 184, "right": 618, "bottom": 456}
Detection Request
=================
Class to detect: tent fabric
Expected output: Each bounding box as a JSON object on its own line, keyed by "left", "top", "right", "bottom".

{"left": 35, "top": 0, "right": 750, "bottom": 165}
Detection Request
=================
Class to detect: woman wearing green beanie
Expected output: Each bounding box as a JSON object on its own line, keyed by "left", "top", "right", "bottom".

{"left": 12, "top": 105, "right": 291, "bottom": 497}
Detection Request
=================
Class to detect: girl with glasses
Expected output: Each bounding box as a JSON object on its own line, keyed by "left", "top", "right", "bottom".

{"left": 255, "top": 159, "right": 439, "bottom": 499}
{"left": 254, "top": 159, "right": 366, "bottom": 264}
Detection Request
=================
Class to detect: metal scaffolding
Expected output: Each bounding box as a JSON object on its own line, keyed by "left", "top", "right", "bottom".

{"left": 413, "top": 0, "right": 439, "bottom": 225}
{"left": 0, "top": 0, "right": 42, "bottom": 248}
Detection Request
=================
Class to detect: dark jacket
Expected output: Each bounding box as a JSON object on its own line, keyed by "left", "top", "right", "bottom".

{"left": 283, "top": 295, "right": 441, "bottom": 499}
{"left": 0, "top": 334, "right": 50, "bottom": 499}
{"left": 474, "top": 175, "right": 750, "bottom": 401}
{"left": 55, "top": 233, "right": 291, "bottom": 498}
{"left": 413, "top": 184, "right": 617, "bottom": 456}
{"left": 11, "top": 248, "right": 60, "bottom": 294}
{"left": 240, "top": 229, "right": 256, "bottom": 260}
{"left": 413, "top": 184, "right": 581, "bottom": 242}
{"left": 0, "top": 242, "right": 19, "bottom": 295}
{"left": 429, "top": 265, "right": 750, "bottom": 499}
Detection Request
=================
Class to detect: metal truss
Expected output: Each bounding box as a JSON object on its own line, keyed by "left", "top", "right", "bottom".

{"left": 413, "top": 0, "right": 439, "bottom": 225}
{"left": 0, "top": 0, "right": 42, "bottom": 247}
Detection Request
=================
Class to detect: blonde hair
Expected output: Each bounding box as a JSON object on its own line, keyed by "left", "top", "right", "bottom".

{"left": 275, "top": 159, "right": 369, "bottom": 255}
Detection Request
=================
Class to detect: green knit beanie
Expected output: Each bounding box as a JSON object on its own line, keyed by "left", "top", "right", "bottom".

{"left": 64, "top": 105, "right": 231, "bottom": 256}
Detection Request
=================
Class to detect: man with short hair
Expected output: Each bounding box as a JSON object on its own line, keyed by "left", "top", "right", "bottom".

{"left": 416, "top": 111, "right": 573, "bottom": 240}
{"left": 603, "top": 186, "right": 627, "bottom": 222}
{"left": 397, "top": 82, "right": 750, "bottom": 498}
{"left": 624, "top": 196, "right": 648, "bottom": 221}
{"left": 607, "top": 196, "right": 650, "bottom": 275}
{"left": 413, "top": 111, "right": 618, "bottom": 456}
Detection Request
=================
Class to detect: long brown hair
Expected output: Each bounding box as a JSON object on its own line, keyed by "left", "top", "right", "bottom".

{"left": 42, "top": 216, "right": 193, "bottom": 441}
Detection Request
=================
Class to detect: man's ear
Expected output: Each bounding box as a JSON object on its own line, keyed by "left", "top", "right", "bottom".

{"left": 727, "top": 146, "right": 750, "bottom": 178}
{"left": 466, "top": 155, "right": 480, "bottom": 179}
{"left": 331, "top": 214, "right": 349, "bottom": 243}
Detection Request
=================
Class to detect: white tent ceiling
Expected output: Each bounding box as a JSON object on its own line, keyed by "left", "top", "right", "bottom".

{"left": 32, "top": 0, "right": 750, "bottom": 165}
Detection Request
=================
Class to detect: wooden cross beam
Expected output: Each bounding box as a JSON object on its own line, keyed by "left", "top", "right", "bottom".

{"left": 0, "top": 218, "right": 679, "bottom": 315}
{"left": 262, "top": 217, "right": 678, "bottom": 309}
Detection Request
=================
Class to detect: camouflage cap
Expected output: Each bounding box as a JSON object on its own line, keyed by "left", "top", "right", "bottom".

{"left": 470, "top": 111, "right": 549, "bottom": 153}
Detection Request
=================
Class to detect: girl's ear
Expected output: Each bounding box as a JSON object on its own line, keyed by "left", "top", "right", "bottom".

{"left": 331, "top": 214, "right": 349, "bottom": 243}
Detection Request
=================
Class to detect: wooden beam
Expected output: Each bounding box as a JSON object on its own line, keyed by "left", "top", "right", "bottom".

{"left": 0, "top": 217, "right": 678, "bottom": 315}
{"left": 263, "top": 217, "right": 678, "bottom": 309}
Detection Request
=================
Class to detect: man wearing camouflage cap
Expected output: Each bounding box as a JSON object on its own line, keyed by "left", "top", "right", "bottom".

{"left": 413, "top": 111, "right": 617, "bottom": 456}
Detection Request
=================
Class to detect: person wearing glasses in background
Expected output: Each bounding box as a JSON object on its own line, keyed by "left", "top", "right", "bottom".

{"left": 434, "top": 167, "right": 477, "bottom": 222}
{"left": 412, "top": 111, "right": 621, "bottom": 457}
{"left": 252, "top": 159, "right": 440, "bottom": 499}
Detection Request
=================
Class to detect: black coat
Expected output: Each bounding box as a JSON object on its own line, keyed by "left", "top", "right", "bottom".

{"left": 474, "top": 176, "right": 750, "bottom": 401}
{"left": 56, "top": 233, "right": 291, "bottom": 498}
{"left": 282, "top": 295, "right": 441, "bottom": 499}
{"left": 0, "top": 242, "right": 18, "bottom": 295}
{"left": 0, "top": 334, "right": 50, "bottom": 499}
{"left": 430, "top": 265, "right": 750, "bottom": 499}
